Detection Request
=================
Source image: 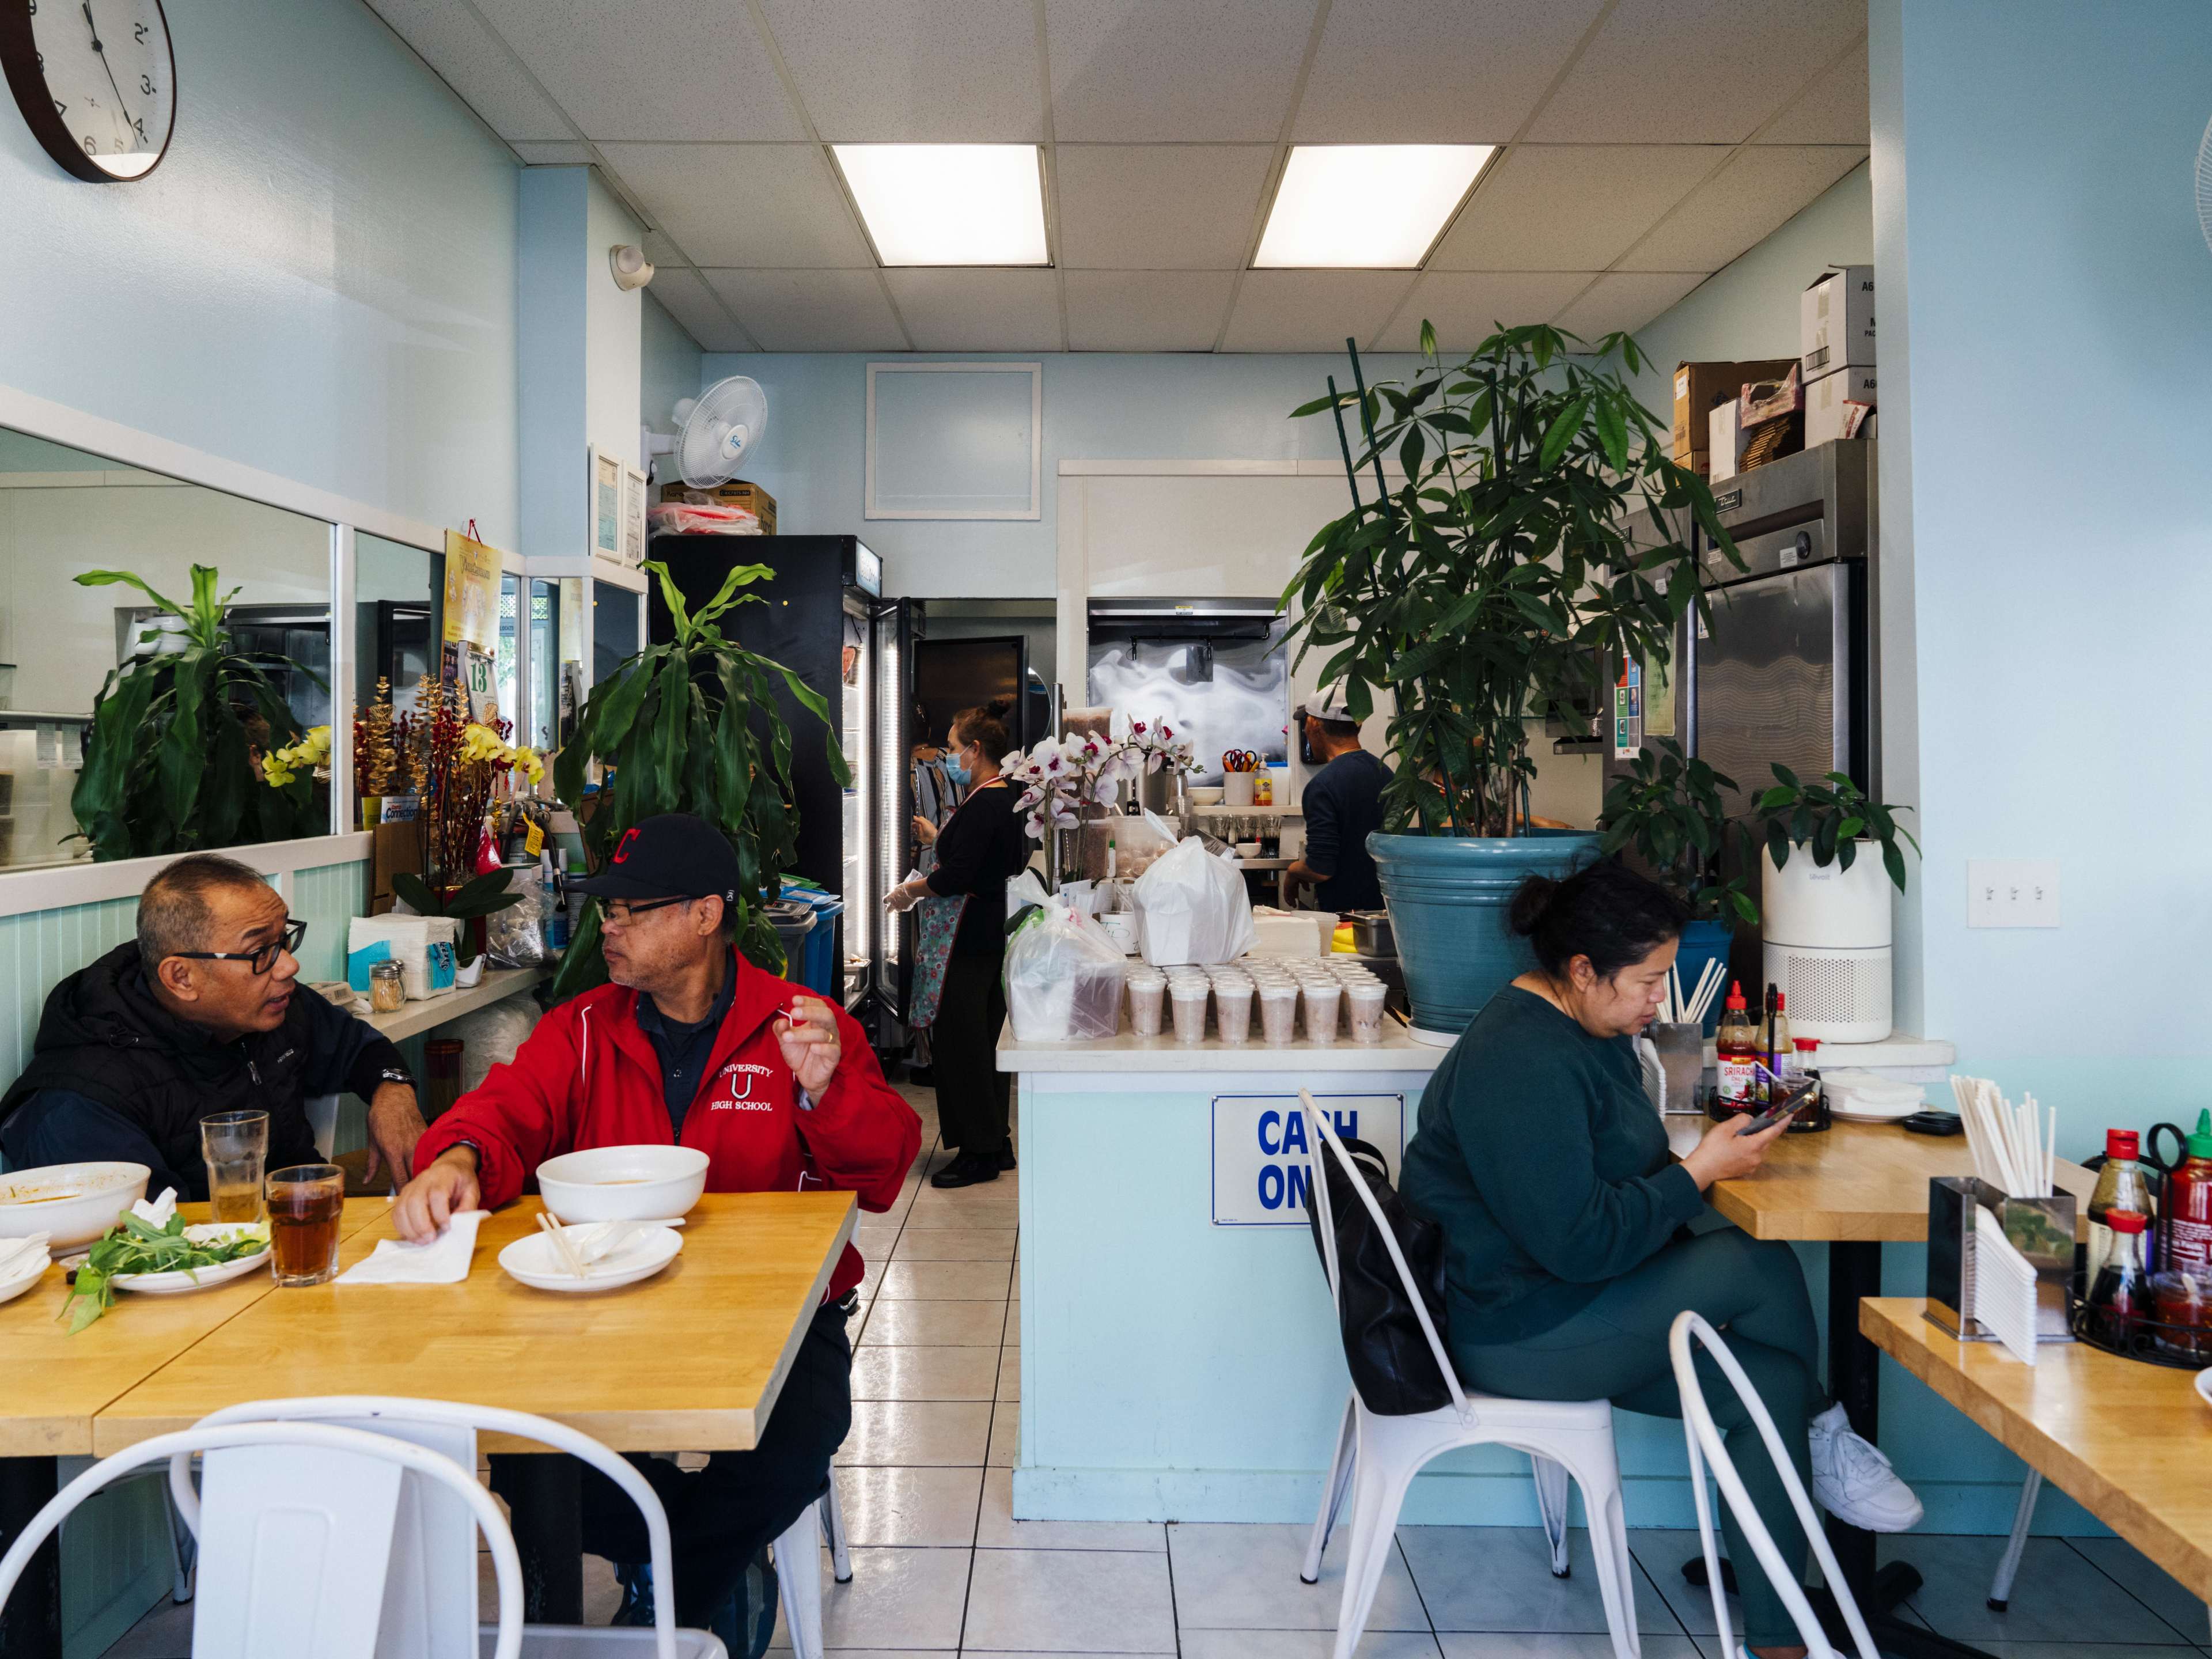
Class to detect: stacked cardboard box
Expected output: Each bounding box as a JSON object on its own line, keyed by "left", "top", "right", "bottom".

{"left": 1801, "top": 266, "right": 1875, "bottom": 445}
{"left": 658, "top": 479, "right": 777, "bottom": 535}
{"left": 1673, "top": 359, "right": 1795, "bottom": 477}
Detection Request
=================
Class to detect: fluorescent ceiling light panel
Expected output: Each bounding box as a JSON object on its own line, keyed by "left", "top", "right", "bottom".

{"left": 1254, "top": 145, "right": 1495, "bottom": 268}
{"left": 834, "top": 144, "right": 1050, "bottom": 267}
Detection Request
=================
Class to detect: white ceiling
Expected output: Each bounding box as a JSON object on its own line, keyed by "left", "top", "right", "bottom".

{"left": 362, "top": 0, "right": 1869, "bottom": 354}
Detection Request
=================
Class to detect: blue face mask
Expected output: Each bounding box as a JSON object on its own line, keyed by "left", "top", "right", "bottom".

{"left": 942, "top": 757, "right": 970, "bottom": 790}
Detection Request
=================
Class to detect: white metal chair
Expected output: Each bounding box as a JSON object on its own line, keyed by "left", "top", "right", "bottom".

{"left": 1669, "top": 1310, "right": 1880, "bottom": 1659}
{"left": 168, "top": 1396, "right": 724, "bottom": 1659}
{"left": 1293, "top": 1091, "right": 1641, "bottom": 1659}
{"left": 771, "top": 1463, "right": 855, "bottom": 1658}
{"left": 0, "top": 1421, "right": 526, "bottom": 1659}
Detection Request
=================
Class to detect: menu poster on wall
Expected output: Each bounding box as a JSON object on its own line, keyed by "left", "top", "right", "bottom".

{"left": 442, "top": 529, "right": 503, "bottom": 653}
{"left": 623, "top": 461, "right": 649, "bottom": 566}
{"left": 589, "top": 445, "right": 624, "bottom": 562}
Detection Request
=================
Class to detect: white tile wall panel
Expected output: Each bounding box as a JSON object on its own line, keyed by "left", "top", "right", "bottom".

{"left": 885, "top": 271, "right": 1065, "bottom": 351}
{"left": 1063, "top": 270, "right": 1238, "bottom": 350}
{"left": 361, "top": 0, "right": 574, "bottom": 141}
{"left": 598, "top": 145, "right": 874, "bottom": 270}
{"left": 703, "top": 269, "right": 909, "bottom": 352}
{"left": 1551, "top": 270, "right": 1708, "bottom": 341}
{"left": 1218, "top": 270, "right": 1414, "bottom": 353}
{"left": 1376, "top": 271, "right": 1599, "bottom": 352}
{"left": 1044, "top": 0, "right": 1317, "bottom": 143}
{"left": 1621, "top": 146, "right": 1866, "bottom": 271}
{"left": 760, "top": 0, "right": 1045, "bottom": 142}
{"left": 648, "top": 268, "right": 756, "bottom": 353}
{"left": 1054, "top": 146, "right": 1275, "bottom": 270}
{"left": 1429, "top": 145, "right": 1722, "bottom": 271}
{"left": 1758, "top": 42, "right": 1871, "bottom": 145}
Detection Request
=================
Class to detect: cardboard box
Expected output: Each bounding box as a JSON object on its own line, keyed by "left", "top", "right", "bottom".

{"left": 1708, "top": 402, "right": 1748, "bottom": 482}
{"left": 1738, "top": 363, "right": 1801, "bottom": 426}
{"left": 1804, "top": 364, "right": 1877, "bottom": 448}
{"left": 657, "top": 478, "right": 777, "bottom": 535}
{"left": 368, "top": 821, "right": 423, "bottom": 917}
{"left": 1801, "top": 265, "right": 1874, "bottom": 376}
{"left": 1673, "top": 359, "right": 1796, "bottom": 465}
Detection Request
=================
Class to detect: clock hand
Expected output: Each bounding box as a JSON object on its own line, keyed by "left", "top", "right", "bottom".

{"left": 81, "top": 1, "right": 139, "bottom": 143}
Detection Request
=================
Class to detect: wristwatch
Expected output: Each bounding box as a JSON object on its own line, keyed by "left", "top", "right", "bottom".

{"left": 374, "top": 1066, "right": 414, "bottom": 1091}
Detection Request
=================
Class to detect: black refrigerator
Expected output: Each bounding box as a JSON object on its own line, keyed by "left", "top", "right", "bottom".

{"left": 647, "top": 534, "right": 923, "bottom": 1050}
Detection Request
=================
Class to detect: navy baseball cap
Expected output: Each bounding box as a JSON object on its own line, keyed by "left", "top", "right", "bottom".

{"left": 569, "top": 813, "right": 742, "bottom": 904}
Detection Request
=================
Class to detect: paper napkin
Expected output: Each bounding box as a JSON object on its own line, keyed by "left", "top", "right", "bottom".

{"left": 335, "top": 1210, "right": 488, "bottom": 1285}
{"left": 130, "top": 1188, "right": 179, "bottom": 1229}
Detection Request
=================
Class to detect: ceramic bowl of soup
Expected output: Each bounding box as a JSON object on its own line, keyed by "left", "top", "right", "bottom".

{"left": 535, "top": 1146, "right": 709, "bottom": 1224}
{"left": 0, "top": 1162, "right": 151, "bottom": 1248}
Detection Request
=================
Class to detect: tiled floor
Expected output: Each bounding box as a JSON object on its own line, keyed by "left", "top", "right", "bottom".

{"left": 101, "top": 1081, "right": 2211, "bottom": 1657}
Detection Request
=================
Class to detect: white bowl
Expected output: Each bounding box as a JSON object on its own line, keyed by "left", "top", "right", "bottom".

{"left": 0, "top": 1163, "right": 151, "bottom": 1248}
{"left": 1187, "top": 786, "right": 1225, "bottom": 806}
{"left": 535, "top": 1146, "right": 709, "bottom": 1224}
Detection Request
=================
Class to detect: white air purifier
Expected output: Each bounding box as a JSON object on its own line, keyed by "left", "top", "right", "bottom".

{"left": 1761, "top": 846, "right": 1893, "bottom": 1044}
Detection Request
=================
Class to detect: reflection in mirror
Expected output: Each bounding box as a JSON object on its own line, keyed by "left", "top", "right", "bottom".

{"left": 355, "top": 532, "right": 441, "bottom": 719}
{"left": 0, "top": 426, "right": 336, "bottom": 869}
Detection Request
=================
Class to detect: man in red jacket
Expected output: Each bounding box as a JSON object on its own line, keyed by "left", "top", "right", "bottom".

{"left": 396, "top": 813, "right": 921, "bottom": 1647}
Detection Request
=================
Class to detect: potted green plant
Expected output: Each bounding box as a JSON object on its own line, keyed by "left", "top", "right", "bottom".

{"left": 547, "top": 559, "right": 846, "bottom": 1002}
{"left": 1598, "top": 737, "right": 1753, "bottom": 1027}
{"left": 391, "top": 870, "right": 522, "bottom": 974}
{"left": 1282, "top": 323, "right": 1734, "bottom": 1033}
{"left": 1754, "top": 764, "right": 1919, "bottom": 892}
{"left": 71, "top": 565, "right": 325, "bottom": 859}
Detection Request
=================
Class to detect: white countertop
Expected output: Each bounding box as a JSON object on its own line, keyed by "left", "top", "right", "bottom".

{"left": 359, "top": 964, "right": 551, "bottom": 1043}
{"left": 998, "top": 1020, "right": 1446, "bottom": 1074}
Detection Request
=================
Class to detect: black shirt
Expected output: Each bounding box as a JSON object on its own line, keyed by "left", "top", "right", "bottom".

{"left": 634, "top": 950, "right": 738, "bottom": 1134}
{"left": 1301, "top": 749, "right": 1392, "bottom": 912}
{"left": 924, "top": 779, "right": 1033, "bottom": 956}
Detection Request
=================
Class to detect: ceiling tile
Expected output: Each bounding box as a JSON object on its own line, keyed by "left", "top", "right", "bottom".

{"left": 1551, "top": 270, "right": 1707, "bottom": 340}
{"left": 597, "top": 145, "right": 873, "bottom": 269}
{"left": 1429, "top": 145, "right": 1723, "bottom": 270}
{"left": 1045, "top": 0, "right": 1317, "bottom": 142}
{"left": 1759, "top": 43, "right": 1869, "bottom": 145}
{"left": 758, "top": 0, "right": 1043, "bottom": 142}
{"left": 1293, "top": 0, "right": 1608, "bottom": 143}
{"left": 641, "top": 230, "right": 688, "bottom": 268}
{"left": 1528, "top": 0, "right": 1866, "bottom": 145}
{"left": 647, "top": 268, "right": 756, "bottom": 352}
{"left": 470, "top": 0, "right": 804, "bottom": 142}
{"left": 883, "top": 271, "right": 1065, "bottom": 351}
{"left": 703, "top": 270, "right": 908, "bottom": 351}
{"left": 1055, "top": 146, "right": 1274, "bottom": 270}
{"left": 1375, "top": 271, "right": 1599, "bottom": 352}
{"left": 1064, "top": 271, "right": 1237, "bottom": 350}
{"left": 511, "top": 141, "right": 593, "bottom": 166}
{"left": 361, "top": 0, "right": 573, "bottom": 140}
{"left": 1622, "top": 145, "right": 1866, "bottom": 271}
{"left": 1218, "top": 271, "right": 1414, "bottom": 353}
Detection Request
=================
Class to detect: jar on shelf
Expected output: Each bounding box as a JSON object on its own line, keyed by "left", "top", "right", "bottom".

{"left": 368, "top": 959, "right": 405, "bottom": 1014}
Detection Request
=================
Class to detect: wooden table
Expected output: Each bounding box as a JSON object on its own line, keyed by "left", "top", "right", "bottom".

{"left": 93, "top": 1192, "right": 856, "bottom": 1625}
{"left": 1664, "top": 1116, "right": 2094, "bottom": 1659}
{"left": 1863, "top": 1297, "right": 2212, "bottom": 1605}
{"left": 0, "top": 1199, "right": 389, "bottom": 1659}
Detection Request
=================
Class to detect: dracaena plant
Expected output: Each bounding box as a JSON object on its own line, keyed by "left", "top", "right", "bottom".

{"left": 548, "top": 559, "right": 847, "bottom": 1001}
{"left": 70, "top": 565, "right": 325, "bottom": 859}
{"left": 1598, "top": 738, "right": 1757, "bottom": 925}
{"left": 1755, "top": 764, "right": 1921, "bottom": 893}
{"left": 1282, "top": 324, "right": 1737, "bottom": 839}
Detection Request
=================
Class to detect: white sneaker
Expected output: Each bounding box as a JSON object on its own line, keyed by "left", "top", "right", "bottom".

{"left": 1808, "top": 1402, "right": 1923, "bottom": 1532}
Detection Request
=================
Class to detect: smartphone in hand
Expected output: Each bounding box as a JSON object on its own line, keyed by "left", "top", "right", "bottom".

{"left": 1741, "top": 1078, "right": 1817, "bottom": 1134}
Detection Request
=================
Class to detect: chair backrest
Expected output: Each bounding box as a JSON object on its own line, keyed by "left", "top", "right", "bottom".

{"left": 0, "top": 1423, "right": 522, "bottom": 1659}
{"left": 1668, "top": 1310, "right": 1880, "bottom": 1659}
{"left": 169, "top": 1396, "right": 685, "bottom": 1659}
{"left": 1300, "top": 1089, "right": 1468, "bottom": 1416}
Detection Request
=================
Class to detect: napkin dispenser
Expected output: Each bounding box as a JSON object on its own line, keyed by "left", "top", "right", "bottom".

{"left": 1926, "top": 1177, "right": 2076, "bottom": 1343}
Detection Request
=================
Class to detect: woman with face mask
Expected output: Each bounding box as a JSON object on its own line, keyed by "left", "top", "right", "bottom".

{"left": 885, "top": 699, "right": 1029, "bottom": 1187}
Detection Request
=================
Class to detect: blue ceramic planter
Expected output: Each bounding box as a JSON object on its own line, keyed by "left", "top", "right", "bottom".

{"left": 1369, "top": 830, "right": 1601, "bottom": 1037}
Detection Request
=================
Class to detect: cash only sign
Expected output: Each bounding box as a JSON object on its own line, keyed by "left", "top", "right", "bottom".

{"left": 1210, "top": 1094, "right": 1406, "bottom": 1226}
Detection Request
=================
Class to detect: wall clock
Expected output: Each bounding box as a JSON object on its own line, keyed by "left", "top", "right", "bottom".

{"left": 0, "top": 0, "right": 175, "bottom": 182}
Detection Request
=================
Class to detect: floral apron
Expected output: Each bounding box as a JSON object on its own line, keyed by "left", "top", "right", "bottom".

{"left": 908, "top": 893, "right": 971, "bottom": 1029}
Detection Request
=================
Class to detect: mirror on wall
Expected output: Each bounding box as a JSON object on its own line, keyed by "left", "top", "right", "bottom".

{"left": 0, "top": 426, "right": 338, "bottom": 870}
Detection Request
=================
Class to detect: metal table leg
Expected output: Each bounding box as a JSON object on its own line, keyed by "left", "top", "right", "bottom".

{"left": 493, "top": 1453, "right": 583, "bottom": 1624}
{"left": 0, "top": 1455, "right": 60, "bottom": 1659}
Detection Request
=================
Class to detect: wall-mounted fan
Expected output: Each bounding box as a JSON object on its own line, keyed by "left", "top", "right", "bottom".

{"left": 2196, "top": 115, "right": 2212, "bottom": 257}
{"left": 643, "top": 375, "right": 770, "bottom": 488}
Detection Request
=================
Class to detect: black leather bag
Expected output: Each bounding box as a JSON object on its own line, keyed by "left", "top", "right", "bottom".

{"left": 1306, "top": 1134, "right": 1455, "bottom": 1415}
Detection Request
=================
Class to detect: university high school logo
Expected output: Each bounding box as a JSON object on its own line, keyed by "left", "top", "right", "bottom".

{"left": 706, "top": 1060, "right": 780, "bottom": 1112}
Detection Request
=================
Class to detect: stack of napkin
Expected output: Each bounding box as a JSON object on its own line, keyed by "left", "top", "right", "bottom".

{"left": 335, "top": 1210, "right": 488, "bottom": 1285}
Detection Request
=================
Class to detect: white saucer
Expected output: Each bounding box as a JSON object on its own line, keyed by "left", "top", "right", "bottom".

{"left": 113, "top": 1225, "right": 272, "bottom": 1295}
{"left": 499, "top": 1225, "right": 682, "bottom": 1293}
{"left": 0, "top": 1254, "right": 48, "bottom": 1306}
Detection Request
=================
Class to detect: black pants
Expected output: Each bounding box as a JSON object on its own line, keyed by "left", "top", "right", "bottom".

{"left": 932, "top": 951, "right": 1010, "bottom": 1158}
{"left": 491, "top": 1300, "right": 853, "bottom": 1626}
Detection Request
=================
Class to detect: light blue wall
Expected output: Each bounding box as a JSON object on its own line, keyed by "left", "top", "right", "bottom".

{"left": 0, "top": 0, "right": 521, "bottom": 546}
{"left": 698, "top": 351, "right": 1429, "bottom": 597}
{"left": 642, "top": 294, "right": 704, "bottom": 438}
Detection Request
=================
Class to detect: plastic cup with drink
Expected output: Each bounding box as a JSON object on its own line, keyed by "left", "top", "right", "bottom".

{"left": 201, "top": 1109, "right": 269, "bottom": 1225}
{"left": 267, "top": 1163, "right": 345, "bottom": 1286}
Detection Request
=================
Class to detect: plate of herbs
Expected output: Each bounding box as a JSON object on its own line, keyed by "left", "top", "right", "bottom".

{"left": 63, "top": 1215, "right": 271, "bottom": 1331}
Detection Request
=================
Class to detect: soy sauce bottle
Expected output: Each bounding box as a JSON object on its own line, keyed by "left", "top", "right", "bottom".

{"left": 2086, "top": 1209, "right": 2151, "bottom": 1348}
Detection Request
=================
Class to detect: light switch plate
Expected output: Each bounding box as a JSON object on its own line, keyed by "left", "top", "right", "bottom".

{"left": 1967, "top": 859, "right": 2059, "bottom": 927}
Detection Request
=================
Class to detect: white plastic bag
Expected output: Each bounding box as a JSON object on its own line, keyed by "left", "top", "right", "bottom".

{"left": 1006, "top": 868, "right": 1051, "bottom": 923}
{"left": 1005, "top": 901, "right": 1128, "bottom": 1042}
{"left": 1133, "top": 831, "right": 1256, "bottom": 966}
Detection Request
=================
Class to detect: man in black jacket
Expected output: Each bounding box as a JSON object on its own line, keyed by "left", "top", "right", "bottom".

{"left": 0, "top": 854, "right": 426, "bottom": 1194}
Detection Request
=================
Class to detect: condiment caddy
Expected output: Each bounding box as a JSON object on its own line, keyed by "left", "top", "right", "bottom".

{"left": 2066, "top": 1109, "right": 2212, "bottom": 1369}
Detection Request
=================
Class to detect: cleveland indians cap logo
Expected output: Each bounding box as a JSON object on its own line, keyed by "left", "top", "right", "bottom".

{"left": 612, "top": 827, "right": 642, "bottom": 864}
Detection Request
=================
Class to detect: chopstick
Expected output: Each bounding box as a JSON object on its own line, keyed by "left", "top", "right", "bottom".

{"left": 1950, "top": 1075, "right": 2055, "bottom": 1198}
{"left": 537, "top": 1211, "right": 589, "bottom": 1279}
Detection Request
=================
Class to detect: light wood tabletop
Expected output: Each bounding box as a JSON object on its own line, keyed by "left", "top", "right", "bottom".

{"left": 1862, "top": 1296, "right": 2212, "bottom": 1601}
{"left": 92, "top": 1191, "right": 857, "bottom": 1457}
{"left": 1667, "top": 1116, "right": 2094, "bottom": 1242}
{"left": 0, "top": 1198, "right": 390, "bottom": 1458}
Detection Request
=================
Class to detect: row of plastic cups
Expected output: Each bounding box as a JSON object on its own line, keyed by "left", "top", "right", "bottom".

{"left": 1126, "top": 965, "right": 1387, "bottom": 1044}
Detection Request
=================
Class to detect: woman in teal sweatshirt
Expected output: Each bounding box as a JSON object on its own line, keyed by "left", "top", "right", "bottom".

{"left": 1399, "top": 861, "right": 1921, "bottom": 1659}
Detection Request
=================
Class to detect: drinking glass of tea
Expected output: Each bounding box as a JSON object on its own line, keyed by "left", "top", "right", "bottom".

{"left": 266, "top": 1164, "right": 345, "bottom": 1286}
{"left": 201, "top": 1111, "right": 270, "bottom": 1225}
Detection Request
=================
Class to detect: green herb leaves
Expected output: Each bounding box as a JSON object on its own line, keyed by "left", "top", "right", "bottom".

{"left": 61, "top": 1214, "right": 268, "bottom": 1332}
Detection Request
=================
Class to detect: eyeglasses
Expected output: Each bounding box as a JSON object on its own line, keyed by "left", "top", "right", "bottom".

{"left": 599, "top": 895, "right": 695, "bottom": 927}
{"left": 169, "top": 918, "right": 307, "bottom": 976}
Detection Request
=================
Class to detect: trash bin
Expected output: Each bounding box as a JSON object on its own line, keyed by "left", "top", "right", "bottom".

{"left": 766, "top": 900, "right": 817, "bottom": 984}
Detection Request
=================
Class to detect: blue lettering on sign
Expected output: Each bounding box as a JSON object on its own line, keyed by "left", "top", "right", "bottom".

{"left": 1280, "top": 1111, "right": 1308, "bottom": 1154}
{"left": 1256, "top": 1162, "right": 1312, "bottom": 1211}
{"left": 1257, "top": 1109, "right": 1281, "bottom": 1155}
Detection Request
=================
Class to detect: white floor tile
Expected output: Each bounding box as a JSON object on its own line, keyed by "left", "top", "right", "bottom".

{"left": 857, "top": 1298, "right": 1009, "bottom": 1347}
{"left": 978, "top": 1468, "right": 1165, "bottom": 1552}
{"left": 96, "top": 1597, "right": 192, "bottom": 1659}
{"left": 963, "top": 1547, "right": 1178, "bottom": 1652}
{"left": 878, "top": 1260, "right": 1016, "bottom": 1300}
{"left": 1400, "top": 1525, "right": 1680, "bottom": 1636}
{"left": 889, "top": 1226, "right": 1018, "bottom": 1262}
{"left": 1880, "top": 1533, "right": 2195, "bottom": 1646}
{"left": 1625, "top": 1528, "right": 1724, "bottom": 1637}
{"left": 988, "top": 1402, "right": 1020, "bottom": 1467}
{"left": 851, "top": 1342, "right": 1002, "bottom": 1402}
{"left": 1183, "top": 1633, "right": 1444, "bottom": 1659}
{"left": 830, "top": 1464, "right": 984, "bottom": 1547}
{"left": 1169, "top": 1521, "right": 1430, "bottom": 1632}
{"left": 815, "top": 1545, "right": 973, "bottom": 1649}
{"left": 836, "top": 1400, "right": 993, "bottom": 1467}
{"left": 2066, "top": 1535, "right": 2212, "bottom": 1641}
{"left": 1436, "top": 1638, "right": 1703, "bottom": 1659}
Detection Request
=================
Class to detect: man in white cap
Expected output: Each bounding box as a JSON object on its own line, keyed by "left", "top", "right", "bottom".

{"left": 1282, "top": 680, "right": 1392, "bottom": 913}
